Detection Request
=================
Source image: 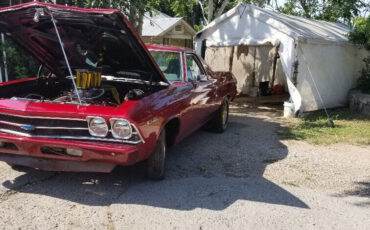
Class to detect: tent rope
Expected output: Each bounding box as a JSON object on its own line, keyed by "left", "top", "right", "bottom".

{"left": 299, "top": 46, "right": 334, "bottom": 127}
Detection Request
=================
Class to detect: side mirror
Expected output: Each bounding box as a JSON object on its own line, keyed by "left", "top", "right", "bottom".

{"left": 197, "top": 74, "right": 207, "bottom": 82}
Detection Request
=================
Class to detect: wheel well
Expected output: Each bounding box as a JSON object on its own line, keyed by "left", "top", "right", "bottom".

{"left": 165, "top": 118, "right": 180, "bottom": 148}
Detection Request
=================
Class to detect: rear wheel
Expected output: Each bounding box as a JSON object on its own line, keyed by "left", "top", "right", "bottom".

{"left": 147, "top": 129, "right": 166, "bottom": 180}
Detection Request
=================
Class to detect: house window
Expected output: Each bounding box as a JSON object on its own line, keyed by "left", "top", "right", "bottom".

{"left": 175, "top": 25, "right": 183, "bottom": 32}
{"left": 163, "top": 38, "right": 170, "bottom": 45}
{"left": 185, "top": 39, "right": 193, "bottom": 49}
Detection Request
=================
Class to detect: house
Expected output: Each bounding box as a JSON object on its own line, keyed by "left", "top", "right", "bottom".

{"left": 195, "top": 3, "right": 369, "bottom": 114}
{"left": 142, "top": 11, "right": 196, "bottom": 49}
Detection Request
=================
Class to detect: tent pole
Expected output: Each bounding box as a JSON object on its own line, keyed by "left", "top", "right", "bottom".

{"left": 252, "top": 47, "right": 256, "bottom": 87}
{"left": 270, "top": 44, "right": 280, "bottom": 88}
{"left": 229, "top": 46, "right": 235, "bottom": 72}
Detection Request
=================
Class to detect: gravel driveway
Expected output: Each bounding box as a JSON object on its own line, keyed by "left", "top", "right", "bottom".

{"left": 0, "top": 100, "right": 369, "bottom": 229}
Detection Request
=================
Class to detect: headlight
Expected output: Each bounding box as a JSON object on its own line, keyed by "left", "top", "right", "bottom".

{"left": 87, "top": 117, "right": 108, "bottom": 137}
{"left": 110, "top": 119, "right": 132, "bottom": 139}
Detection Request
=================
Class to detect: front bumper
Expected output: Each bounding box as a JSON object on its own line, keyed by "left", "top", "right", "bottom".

{"left": 0, "top": 132, "right": 139, "bottom": 172}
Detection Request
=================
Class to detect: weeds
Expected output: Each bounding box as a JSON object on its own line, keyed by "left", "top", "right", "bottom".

{"left": 279, "top": 108, "right": 370, "bottom": 145}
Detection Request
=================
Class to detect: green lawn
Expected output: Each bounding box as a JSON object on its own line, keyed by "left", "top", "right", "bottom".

{"left": 279, "top": 108, "right": 370, "bottom": 145}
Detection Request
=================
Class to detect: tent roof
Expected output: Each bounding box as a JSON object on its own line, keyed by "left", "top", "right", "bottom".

{"left": 143, "top": 11, "right": 196, "bottom": 37}
{"left": 196, "top": 3, "right": 351, "bottom": 44}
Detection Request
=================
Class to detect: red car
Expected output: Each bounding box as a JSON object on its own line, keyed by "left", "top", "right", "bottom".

{"left": 0, "top": 2, "right": 236, "bottom": 179}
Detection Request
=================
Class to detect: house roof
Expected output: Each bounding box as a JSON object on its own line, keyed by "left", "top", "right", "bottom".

{"left": 142, "top": 11, "right": 196, "bottom": 37}
{"left": 196, "top": 2, "right": 351, "bottom": 43}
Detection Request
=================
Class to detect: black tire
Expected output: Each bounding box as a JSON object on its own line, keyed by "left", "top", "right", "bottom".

{"left": 147, "top": 129, "right": 166, "bottom": 180}
{"left": 7, "top": 163, "right": 27, "bottom": 172}
{"left": 210, "top": 98, "right": 229, "bottom": 133}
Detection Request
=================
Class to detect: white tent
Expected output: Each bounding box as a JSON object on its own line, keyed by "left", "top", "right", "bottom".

{"left": 195, "top": 3, "right": 369, "bottom": 113}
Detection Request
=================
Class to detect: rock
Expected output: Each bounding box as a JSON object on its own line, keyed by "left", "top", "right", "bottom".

{"left": 349, "top": 90, "right": 370, "bottom": 115}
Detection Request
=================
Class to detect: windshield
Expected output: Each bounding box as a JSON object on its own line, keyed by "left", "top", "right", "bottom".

{"left": 149, "top": 50, "right": 183, "bottom": 82}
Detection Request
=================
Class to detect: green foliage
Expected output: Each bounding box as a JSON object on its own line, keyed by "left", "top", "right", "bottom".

{"left": 147, "top": 0, "right": 201, "bottom": 27}
{"left": 323, "top": 0, "right": 365, "bottom": 25}
{"left": 194, "top": 24, "right": 204, "bottom": 31}
{"left": 231, "top": 0, "right": 268, "bottom": 7}
{"left": 357, "top": 57, "right": 370, "bottom": 94}
{"left": 277, "top": 0, "right": 366, "bottom": 25}
{"left": 348, "top": 17, "right": 370, "bottom": 50}
{"left": 0, "top": 38, "right": 40, "bottom": 80}
{"left": 278, "top": 0, "right": 303, "bottom": 16}
{"left": 279, "top": 108, "right": 370, "bottom": 145}
{"left": 348, "top": 17, "right": 370, "bottom": 94}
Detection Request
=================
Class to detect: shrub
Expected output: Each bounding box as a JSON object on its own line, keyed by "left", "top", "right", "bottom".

{"left": 348, "top": 17, "right": 370, "bottom": 94}
{"left": 357, "top": 57, "right": 370, "bottom": 94}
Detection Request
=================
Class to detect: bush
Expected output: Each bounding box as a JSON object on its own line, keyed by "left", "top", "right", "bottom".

{"left": 0, "top": 37, "right": 40, "bottom": 80}
{"left": 357, "top": 57, "right": 370, "bottom": 94}
{"left": 348, "top": 17, "right": 370, "bottom": 94}
{"left": 348, "top": 17, "right": 370, "bottom": 50}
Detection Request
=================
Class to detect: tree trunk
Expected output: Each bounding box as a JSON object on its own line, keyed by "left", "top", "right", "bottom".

{"left": 198, "top": 0, "right": 208, "bottom": 24}
{"left": 136, "top": 13, "right": 144, "bottom": 36}
{"left": 215, "top": 0, "right": 229, "bottom": 18}
{"left": 299, "top": 0, "right": 312, "bottom": 18}
{"left": 208, "top": 0, "right": 214, "bottom": 22}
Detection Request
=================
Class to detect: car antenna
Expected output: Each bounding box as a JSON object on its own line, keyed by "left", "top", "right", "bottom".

{"left": 43, "top": 8, "right": 82, "bottom": 105}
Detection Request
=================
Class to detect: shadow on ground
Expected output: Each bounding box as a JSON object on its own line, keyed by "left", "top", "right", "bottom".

{"left": 1, "top": 103, "right": 309, "bottom": 210}
{"left": 340, "top": 180, "right": 370, "bottom": 207}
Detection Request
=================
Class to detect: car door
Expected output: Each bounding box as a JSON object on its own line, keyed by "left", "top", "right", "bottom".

{"left": 149, "top": 48, "right": 204, "bottom": 140}
{"left": 185, "top": 53, "right": 217, "bottom": 125}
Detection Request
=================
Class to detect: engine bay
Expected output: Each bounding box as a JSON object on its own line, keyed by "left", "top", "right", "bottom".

{"left": 0, "top": 73, "right": 161, "bottom": 107}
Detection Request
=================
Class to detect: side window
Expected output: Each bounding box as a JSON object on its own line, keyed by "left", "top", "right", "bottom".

{"left": 149, "top": 50, "right": 183, "bottom": 82}
{"left": 186, "top": 54, "right": 205, "bottom": 82}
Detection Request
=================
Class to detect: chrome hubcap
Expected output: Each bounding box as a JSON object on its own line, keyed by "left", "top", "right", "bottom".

{"left": 222, "top": 103, "right": 228, "bottom": 126}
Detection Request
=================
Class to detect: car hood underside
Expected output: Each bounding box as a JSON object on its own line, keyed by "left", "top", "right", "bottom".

{"left": 0, "top": 1, "right": 167, "bottom": 83}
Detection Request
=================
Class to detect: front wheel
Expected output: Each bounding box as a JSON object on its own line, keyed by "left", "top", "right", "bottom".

{"left": 210, "top": 98, "right": 229, "bottom": 133}
{"left": 147, "top": 129, "right": 166, "bottom": 180}
{"left": 7, "top": 163, "right": 27, "bottom": 172}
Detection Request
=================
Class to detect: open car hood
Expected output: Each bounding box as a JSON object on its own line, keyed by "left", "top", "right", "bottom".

{"left": 0, "top": 1, "right": 168, "bottom": 84}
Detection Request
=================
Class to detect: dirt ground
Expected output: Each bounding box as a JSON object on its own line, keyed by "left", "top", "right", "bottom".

{"left": 0, "top": 99, "right": 369, "bottom": 229}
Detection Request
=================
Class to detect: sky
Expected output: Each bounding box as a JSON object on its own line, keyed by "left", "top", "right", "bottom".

{"left": 276, "top": 0, "right": 286, "bottom": 7}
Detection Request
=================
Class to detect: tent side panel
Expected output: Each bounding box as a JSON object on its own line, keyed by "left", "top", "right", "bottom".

{"left": 205, "top": 45, "right": 288, "bottom": 95}
{"left": 204, "top": 46, "right": 254, "bottom": 95}
{"left": 231, "top": 46, "right": 255, "bottom": 94}
{"left": 204, "top": 47, "right": 232, "bottom": 72}
{"left": 297, "top": 43, "right": 369, "bottom": 112}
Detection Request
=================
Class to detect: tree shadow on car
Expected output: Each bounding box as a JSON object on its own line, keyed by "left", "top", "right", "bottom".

{"left": 1, "top": 104, "right": 309, "bottom": 210}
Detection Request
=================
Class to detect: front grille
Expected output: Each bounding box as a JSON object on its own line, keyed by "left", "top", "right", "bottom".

{"left": 0, "top": 112, "right": 143, "bottom": 144}
{"left": 0, "top": 113, "right": 86, "bottom": 127}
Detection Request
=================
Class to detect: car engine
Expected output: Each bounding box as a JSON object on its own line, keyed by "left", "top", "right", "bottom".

{"left": 2, "top": 70, "right": 149, "bottom": 107}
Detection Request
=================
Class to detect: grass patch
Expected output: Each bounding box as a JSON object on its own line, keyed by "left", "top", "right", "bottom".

{"left": 279, "top": 108, "right": 370, "bottom": 145}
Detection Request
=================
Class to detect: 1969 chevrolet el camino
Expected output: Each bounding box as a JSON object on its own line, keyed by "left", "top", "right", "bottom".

{"left": 0, "top": 1, "right": 236, "bottom": 179}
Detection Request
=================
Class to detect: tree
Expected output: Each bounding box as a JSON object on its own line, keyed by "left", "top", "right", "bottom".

{"left": 0, "top": 38, "right": 40, "bottom": 80}
{"left": 348, "top": 17, "right": 370, "bottom": 50}
{"left": 277, "top": 0, "right": 303, "bottom": 16}
{"left": 277, "top": 0, "right": 366, "bottom": 25}
{"left": 348, "top": 17, "right": 370, "bottom": 93}
{"left": 205, "top": 0, "right": 269, "bottom": 23}
{"left": 48, "top": 0, "right": 151, "bottom": 35}
{"left": 148, "top": 0, "right": 202, "bottom": 26}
